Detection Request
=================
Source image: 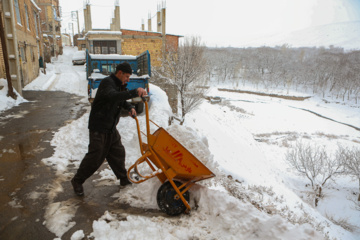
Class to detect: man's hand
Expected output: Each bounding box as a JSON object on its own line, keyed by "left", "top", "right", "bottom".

{"left": 129, "top": 108, "right": 137, "bottom": 118}
{"left": 136, "top": 88, "right": 147, "bottom": 97}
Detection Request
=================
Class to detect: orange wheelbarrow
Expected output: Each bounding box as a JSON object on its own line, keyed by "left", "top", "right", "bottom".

{"left": 127, "top": 97, "right": 215, "bottom": 216}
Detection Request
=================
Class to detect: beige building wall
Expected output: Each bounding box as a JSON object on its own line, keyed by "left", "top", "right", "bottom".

{"left": 37, "top": 0, "right": 62, "bottom": 59}
{"left": 77, "top": 39, "right": 86, "bottom": 51}
{"left": 13, "top": 0, "right": 43, "bottom": 87}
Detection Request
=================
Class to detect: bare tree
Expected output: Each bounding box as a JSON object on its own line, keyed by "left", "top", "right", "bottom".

{"left": 286, "top": 141, "right": 343, "bottom": 207}
{"left": 339, "top": 146, "right": 360, "bottom": 202}
{"left": 160, "top": 36, "right": 207, "bottom": 124}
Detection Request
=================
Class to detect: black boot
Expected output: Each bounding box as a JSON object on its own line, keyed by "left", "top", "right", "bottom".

{"left": 71, "top": 178, "right": 84, "bottom": 196}
{"left": 120, "top": 177, "right": 132, "bottom": 187}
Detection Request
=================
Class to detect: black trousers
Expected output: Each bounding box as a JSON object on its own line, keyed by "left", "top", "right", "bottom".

{"left": 73, "top": 130, "right": 127, "bottom": 184}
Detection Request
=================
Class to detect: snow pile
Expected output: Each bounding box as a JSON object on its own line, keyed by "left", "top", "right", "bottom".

{"left": 0, "top": 78, "right": 26, "bottom": 112}
{"left": 89, "top": 197, "right": 319, "bottom": 240}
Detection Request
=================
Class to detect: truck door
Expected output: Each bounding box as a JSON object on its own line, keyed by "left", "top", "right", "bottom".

{"left": 136, "top": 50, "right": 151, "bottom": 77}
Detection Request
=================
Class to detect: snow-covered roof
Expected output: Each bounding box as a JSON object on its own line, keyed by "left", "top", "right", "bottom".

{"left": 85, "top": 31, "right": 122, "bottom": 36}
{"left": 89, "top": 72, "right": 149, "bottom": 79}
{"left": 89, "top": 54, "right": 136, "bottom": 60}
{"left": 77, "top": 37, "right": 86, "bottom": 41}
{"left": 121, "top": 28, "right": 183, "bottom": 37}
{"left": 89, "top": 72, "right": 107, "bottom": 80}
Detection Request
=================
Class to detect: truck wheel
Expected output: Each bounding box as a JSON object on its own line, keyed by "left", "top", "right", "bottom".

{"left": 135, "top": 102, "right": 144, "bottom": 114}
{"left": 157, "top": 181, "right": 190, "bottom": 216}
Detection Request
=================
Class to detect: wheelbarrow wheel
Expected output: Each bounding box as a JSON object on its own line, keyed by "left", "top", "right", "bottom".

{"left": 157, "top": 180, "right": 190, "bottom": 216}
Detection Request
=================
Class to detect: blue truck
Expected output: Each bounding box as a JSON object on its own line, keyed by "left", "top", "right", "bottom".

{"left": 86, "top": 49, "right": 151, "bottom": 113}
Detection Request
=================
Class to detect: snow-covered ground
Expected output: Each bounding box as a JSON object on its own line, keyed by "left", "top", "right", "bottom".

{"left": 1, "top": 46, "right": 359, "bottom": 239}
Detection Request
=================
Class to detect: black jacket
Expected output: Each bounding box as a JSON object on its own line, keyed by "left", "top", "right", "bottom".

{"left": 88, "top": 73, "right": 138, "bottom": 133}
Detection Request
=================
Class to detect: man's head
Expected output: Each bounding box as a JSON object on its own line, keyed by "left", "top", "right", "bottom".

{"left": 115, "top": 62, "right": 132, "bottom": 85}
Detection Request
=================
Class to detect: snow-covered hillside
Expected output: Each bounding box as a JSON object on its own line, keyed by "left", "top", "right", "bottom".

{"left": 244, "top": 21, "right": 360, "bottom": 50}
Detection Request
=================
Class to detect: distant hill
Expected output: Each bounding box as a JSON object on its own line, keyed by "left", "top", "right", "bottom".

{"left": 244, "top": 21, "right": 360, "bottom": 50}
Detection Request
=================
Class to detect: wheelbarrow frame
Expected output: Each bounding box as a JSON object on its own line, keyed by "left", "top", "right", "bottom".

{"left": 127, "top": 98, "right": 215, "bottom": 214}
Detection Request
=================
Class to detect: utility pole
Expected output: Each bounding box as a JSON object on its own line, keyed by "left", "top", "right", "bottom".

{"left": 76, "top": 10, "right": 80, "bottom": 35}
{"left": 0, "top": 9, "right": 16, "bottom": 99}
{"left": 71, "top": 10, "right": 80, "bottom": 35}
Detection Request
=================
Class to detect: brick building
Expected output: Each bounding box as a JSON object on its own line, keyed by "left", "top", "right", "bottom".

{"left": 36, "top": 0, "right": 62, "bottom": 62}
{"left": 79, "top": 3, "right": 182, "bottom": 68}
{"left": 0, "top": 0, "right": 44, "bottom": 95}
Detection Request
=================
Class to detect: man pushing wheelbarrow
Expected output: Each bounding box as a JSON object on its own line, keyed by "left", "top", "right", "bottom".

{"left": 128, "top": 97, "right": 216, "bottom": 216}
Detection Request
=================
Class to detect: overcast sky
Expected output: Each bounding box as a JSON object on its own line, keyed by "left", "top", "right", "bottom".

{"left": 59, "top": 0, "right": 360, "bottom": 47}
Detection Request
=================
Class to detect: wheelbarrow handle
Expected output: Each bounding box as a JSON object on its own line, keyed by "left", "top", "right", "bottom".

{"left": 141, "top": 95, "right": 150, "bottom": 102}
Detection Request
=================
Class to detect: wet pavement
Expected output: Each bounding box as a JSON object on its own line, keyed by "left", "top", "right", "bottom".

{"left": 0, "top": 90, "right": 164, "bottom": 239}
{"left": 0, "top": 91, "right": 87, "bottom": 239}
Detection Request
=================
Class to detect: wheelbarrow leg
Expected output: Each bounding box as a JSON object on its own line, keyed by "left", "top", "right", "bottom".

{"left": 168, "top": 178, "right": 191, "bottom": 211}
{"left": 148, "top": 148, "right": 192, "bottom": 213}
{"left": 157, "top": 180, "right": 190, "bottom": 216}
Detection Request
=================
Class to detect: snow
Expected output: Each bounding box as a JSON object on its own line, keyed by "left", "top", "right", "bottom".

{"left": 0, "top": 78, "right": 26, "bottom": 112}
{"left": 89, "top": 54, "right": 136, "bottom": 60}
{"left": 2, "top": 46, "right": 360, "bottom": 239}
{"left": 71, "top": 51, "right": 86, "bottom": 61}
{"left": 86, "top": 31, "right": 122, "bottom": 36}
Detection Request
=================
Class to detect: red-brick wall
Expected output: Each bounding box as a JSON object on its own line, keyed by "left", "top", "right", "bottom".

{"left": 121, "top": 29, "right": 181, "bottom": 67}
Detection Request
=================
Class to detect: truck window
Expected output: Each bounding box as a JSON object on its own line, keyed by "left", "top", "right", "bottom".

{"left": 102, "top": 64, "right": 111, "bottom": 74}
{"left": 111, "top": 63, "right": 116, "bottom": 72}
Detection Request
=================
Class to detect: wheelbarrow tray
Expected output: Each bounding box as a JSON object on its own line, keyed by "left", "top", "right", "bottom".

{"left": 148, "top": 127, "right": 215, "bottom": 183}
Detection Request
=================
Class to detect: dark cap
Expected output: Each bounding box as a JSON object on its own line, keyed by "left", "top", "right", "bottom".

{"left": 116, "top": 62, "right": 132, "bottom": 74}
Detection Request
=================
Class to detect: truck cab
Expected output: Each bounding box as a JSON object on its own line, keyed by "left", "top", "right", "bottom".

{"left": 86, "top": 50, "right": 151, "bottom": 113}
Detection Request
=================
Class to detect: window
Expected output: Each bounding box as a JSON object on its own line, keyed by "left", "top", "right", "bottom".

{"left": 102, "top": 64, "right": 110, "bottom": 74}
{"left": 25, "top": 5, "right": 30, "bottom": 30}
{"left": 93, "top": 41, "right": 117, "bottom": 54}
{"left": 20, "top": 47, "right": 26, "bottom": 63}
{"left": 33, "top": 11, "right": 39, "bottom": 36}
{"left": 101, "top": 63, "right": 117, "bottom": 75}
{"left": 94, "top": 46, "right": 101, "bottom": 54}
{"left": 101, "top": 46, "right": 108, "bottom": 54}
{"left": 109, "top": 47, "right": 116, "bottom": 54}
{"left": 30, "top": 47, "right": 35, "bottom": 62}
{"left": 14, "top": 0, "right": 22, "bottom": 25}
